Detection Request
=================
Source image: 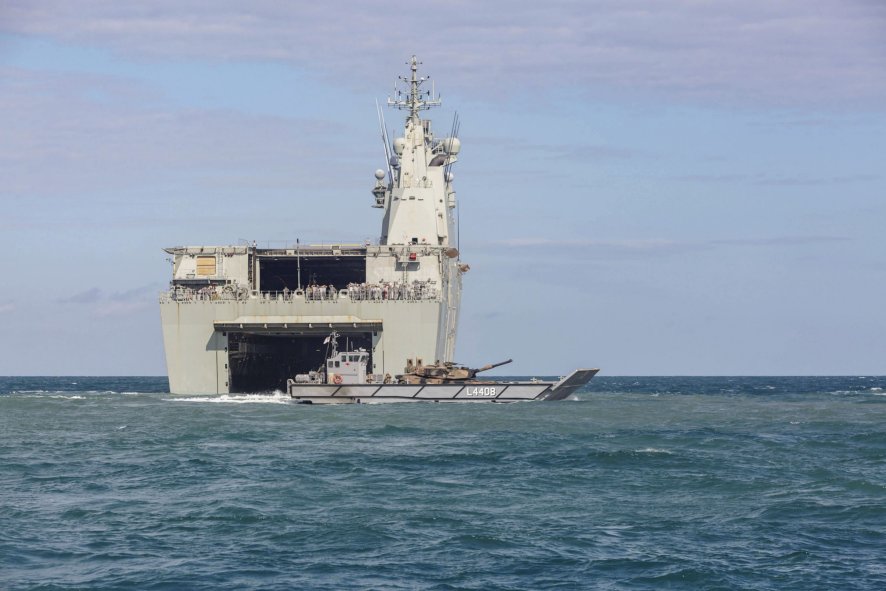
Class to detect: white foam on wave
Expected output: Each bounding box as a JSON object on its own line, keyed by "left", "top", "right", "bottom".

{"left": 635, "top": 447, "right": 672, "bottom": 455}
{"left": 166, "top": 391, "right": 291, "bottom": 405}
{"left": 830, "top": 388, "right": 886, "bottom": 397}
{"left": 11, "top": 391, "right": 85, "bottom": 399}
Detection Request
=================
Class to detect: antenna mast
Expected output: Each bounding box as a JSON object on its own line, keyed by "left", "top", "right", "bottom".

{"left": 387, "top": 55, "right": 441, "bottom": 120}
{"left": 375, "top": 99, "right": 393, "bottom": 182}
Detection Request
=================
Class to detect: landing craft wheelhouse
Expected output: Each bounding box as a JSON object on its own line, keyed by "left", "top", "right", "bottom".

{"left": 160, "top": 57, "right": 464, "bottom": 394}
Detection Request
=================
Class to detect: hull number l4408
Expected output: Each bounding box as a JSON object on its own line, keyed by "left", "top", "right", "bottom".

{"left": 466, "top": 386, "right": 496, "bottom": 397}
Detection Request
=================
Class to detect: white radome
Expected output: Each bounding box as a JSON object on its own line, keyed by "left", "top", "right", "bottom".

{"left": 442, "top": 137, "right": 461, "bottom": 155}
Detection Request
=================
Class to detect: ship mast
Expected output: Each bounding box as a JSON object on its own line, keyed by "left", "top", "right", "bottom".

{"left": 387, "top": 55, "right": 441, "bottom": 121}
{"left": 376, "top": 56, "right": 457, "bottom": 247}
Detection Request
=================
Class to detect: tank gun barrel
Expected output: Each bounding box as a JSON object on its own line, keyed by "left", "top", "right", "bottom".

{"left": 475, "top": 359, "right": 513, "bottom": 374}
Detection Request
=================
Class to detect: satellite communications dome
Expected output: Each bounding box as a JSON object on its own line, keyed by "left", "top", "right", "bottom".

{"left": 441, "top": 137, "right": 461, "bottom": 155}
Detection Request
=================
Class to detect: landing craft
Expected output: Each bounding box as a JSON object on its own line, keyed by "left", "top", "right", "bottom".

{"left": 159, "top": 56, "right": 598, "bottom": 398}
{"left": 287, "top": 332, "right": 598, "bottom": 403}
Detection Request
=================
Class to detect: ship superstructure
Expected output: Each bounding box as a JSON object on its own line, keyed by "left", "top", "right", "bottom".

{"left": 160, "top": 57, "right": 465, "bottom": 394}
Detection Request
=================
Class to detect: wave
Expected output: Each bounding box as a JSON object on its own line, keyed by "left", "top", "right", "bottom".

{"left": 166, "top": 391, "right": 291, "bottom": 404}
{"left": 8, "top": 391, "right": 86, "bottom": 399}
{"left": 9, "top": 390, "right": 144, "bottom": 397}
{"left": 634, "top": 447, "right": 673, "bottom": 455}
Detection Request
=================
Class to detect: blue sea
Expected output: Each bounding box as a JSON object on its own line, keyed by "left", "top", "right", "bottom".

{"left": 1, "top": 376, "right": 885, "bottom": 590}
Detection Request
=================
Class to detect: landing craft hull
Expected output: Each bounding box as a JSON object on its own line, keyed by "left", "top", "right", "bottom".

{"left": 288, "top": 369, "right": 599, "bottom": 404}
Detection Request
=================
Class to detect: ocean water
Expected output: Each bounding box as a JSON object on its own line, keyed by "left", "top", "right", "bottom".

{"left": 1, "top": 376, "right": 885, "bottom": 591}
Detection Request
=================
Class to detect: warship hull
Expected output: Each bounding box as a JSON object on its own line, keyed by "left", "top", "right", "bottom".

{"left": 159, "top": 260, "right": 459, "bottom": 395}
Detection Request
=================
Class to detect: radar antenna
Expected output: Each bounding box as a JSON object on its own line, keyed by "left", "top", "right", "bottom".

{"left": 387, "top": 55, "right": 441, "bottom": 120}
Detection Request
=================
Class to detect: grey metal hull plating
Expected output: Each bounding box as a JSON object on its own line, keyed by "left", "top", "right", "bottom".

{"left": 288, "top": 369, "right": 599, "bottom": 404}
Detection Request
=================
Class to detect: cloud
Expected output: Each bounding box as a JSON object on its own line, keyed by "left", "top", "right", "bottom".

{"left": 709, "top": 236, "right": 851, "bottom": 247}
{"left": 495, "top": 238, "right": 680, "bottom": 250}
{"left": 669, "top": 173, "right": 880, "bottom": 186}
{"left": 94, "top": 300, "right": 155, "bottom": 318}
{"left": 0, "top": 301, "right": 15, "bottom": 313}
{"left": 56, "top": 283, "right": 163, "bottom": 316}
{"left": 2, "top": 1, "right": 885, "bottom": 108}
{"left": 58, "top": 287, "right": 102, "bottom": 304}
{"left": 478, "top": 238, "right": 706, "bottom": 262}
{"left": 472, "top": 136, "right": 640, "bottom": 161}
{"left": 484, "top": 235, "right": 850, "bottom": 259}
{"left": 754, "top": 174, "right": 881, "bottom": 187}
{"left": 0, "top": 66, "right": 359, "bottom": 200}
{"left": 108, "top": 285, "right": 154, "bottom": 302}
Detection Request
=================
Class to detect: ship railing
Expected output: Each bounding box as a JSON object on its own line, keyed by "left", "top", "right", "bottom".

{"left": 160, "top": 283, "right": 442, "bottom": 304}
{"left": 256, "top": 239, "right": 377, "bottom": 250}
{"left": 342, "top": 281, "right": 440, "bottom": 302}
{"left": 159, "top": 287, "right": 247, "bottom": 303}
{"left": 258, "top": 286, "right": 441, "bottom": 303}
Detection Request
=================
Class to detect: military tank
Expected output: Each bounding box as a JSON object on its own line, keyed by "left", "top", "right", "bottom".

{"left": 396, "top": 358, "right": 513, "bottom": 385}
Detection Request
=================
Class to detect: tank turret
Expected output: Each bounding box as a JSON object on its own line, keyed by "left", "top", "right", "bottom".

{"left": 396, "top": 358, "right": 512, "bottom": 385}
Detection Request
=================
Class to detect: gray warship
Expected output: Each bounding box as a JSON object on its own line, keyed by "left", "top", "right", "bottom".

{"left": 159, "top": 56, "right": 599, "bottom": 398}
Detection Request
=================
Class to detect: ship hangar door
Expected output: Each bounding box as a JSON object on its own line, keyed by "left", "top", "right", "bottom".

{"left": 215, "top": 318, "right": 382, "bottom": 393}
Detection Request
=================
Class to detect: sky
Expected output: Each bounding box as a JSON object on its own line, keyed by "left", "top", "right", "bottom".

{"left": 1, "top": 0, "right": 884, "bottom": 376}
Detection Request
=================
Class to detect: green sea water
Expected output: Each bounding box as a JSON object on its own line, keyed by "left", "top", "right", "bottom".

{"left": 1, "top": 376, "right": 884, "bottom": 590}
